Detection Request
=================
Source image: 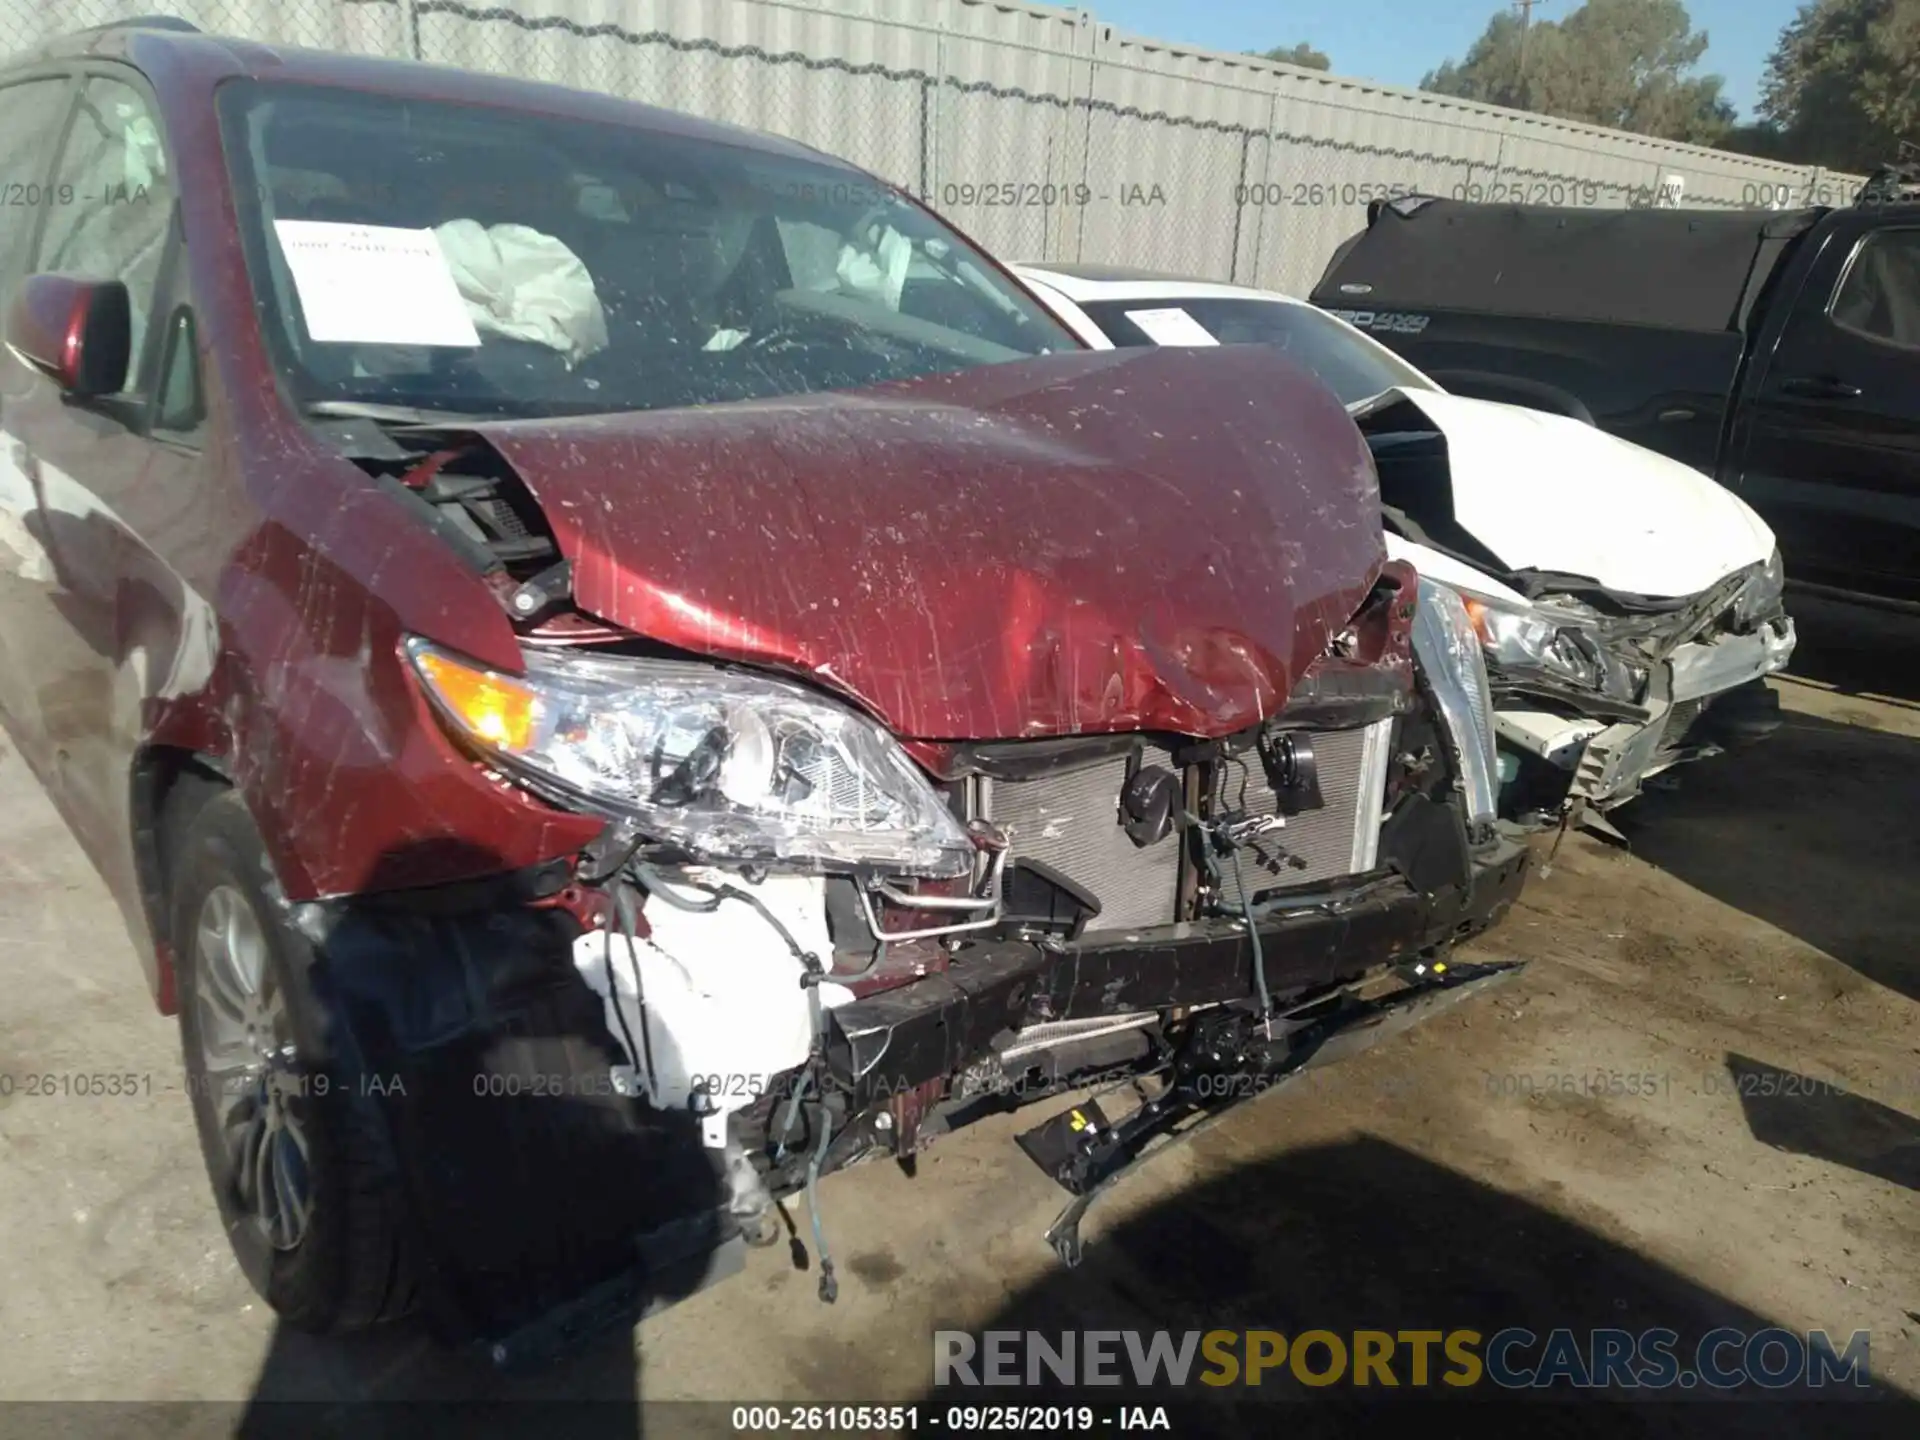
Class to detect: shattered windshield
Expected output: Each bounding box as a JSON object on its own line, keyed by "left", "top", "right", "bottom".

{"left": 215, "top": 80, "right": 1076, "bottom": 419}
{"left": 1076, "top": 296, "right": 1435, "bottom": 406}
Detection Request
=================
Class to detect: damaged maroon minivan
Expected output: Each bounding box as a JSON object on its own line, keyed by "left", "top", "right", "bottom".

{"left": 0, "top": 20, "right": 1528, "bottom": 1358}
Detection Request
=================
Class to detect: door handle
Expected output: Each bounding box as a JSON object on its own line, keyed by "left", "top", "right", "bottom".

{"left": 1779, "top": 375, "right": 1863, "bottom": 400}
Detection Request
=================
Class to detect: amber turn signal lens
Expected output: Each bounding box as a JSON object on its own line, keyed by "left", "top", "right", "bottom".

{"left": 1459, "top": 595, "right": 1493, "bottom": 644}
{"left": 412, "top": 648, "right": 540, "bottom": 753}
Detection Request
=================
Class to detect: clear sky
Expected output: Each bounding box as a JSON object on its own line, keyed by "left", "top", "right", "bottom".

{"left": 1089, "top": 0, "right": 1805, "bottom": 118}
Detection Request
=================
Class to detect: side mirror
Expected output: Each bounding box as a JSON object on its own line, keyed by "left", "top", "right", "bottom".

{"left": 5, "top": 274, "right": 132, "bottom": 399}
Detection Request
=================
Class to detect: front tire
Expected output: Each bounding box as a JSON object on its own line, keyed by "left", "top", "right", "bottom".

{"left": 167, "top": 783, "right": 416, "bottom": 1333}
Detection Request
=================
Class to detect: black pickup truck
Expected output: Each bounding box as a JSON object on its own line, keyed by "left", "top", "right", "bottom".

{"left": 1310, "top": 164, "right": 1920, "bottom": 611}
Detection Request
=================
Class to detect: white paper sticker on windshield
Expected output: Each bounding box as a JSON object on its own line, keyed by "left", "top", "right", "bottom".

{"left": 1124, "top": 307, "right": 1220, "bottom": 347}
{"left": 271, "top": 220, "right": 480, "bottom": 347}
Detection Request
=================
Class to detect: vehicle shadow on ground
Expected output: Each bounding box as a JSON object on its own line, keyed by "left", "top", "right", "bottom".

{"left": 239, "top": 1321, "right": 642, "bottom": 1435}
{"left": 232, "top": 1069, "right": 725, "bottom": 1437}
{"left": 1616, "top": 706, "right": 1920, "bottom": 1003}
{"left": 1724, "top": 1054, "right": 1920, "bottom": 1194}
{"left": 231, "top": 1080, "right": 718, "bottom": 1438}
{"left": 919, "top": 1137, "right": 1909, "bottom": 1435}
{"left": 225, "top": 838, "right": 733, "bottom": 1438}
{"left": 1781, "top": 594, "right": 1920, "bottom": 704}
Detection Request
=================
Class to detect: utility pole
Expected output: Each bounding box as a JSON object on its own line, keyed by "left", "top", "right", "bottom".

{"left": 1513, "top": 0, "right": 1547, "bottom": 109}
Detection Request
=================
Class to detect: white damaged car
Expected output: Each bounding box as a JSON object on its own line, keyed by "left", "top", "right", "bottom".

{"left": 1017, "top": 263, "right": 1798, "bottom": 831}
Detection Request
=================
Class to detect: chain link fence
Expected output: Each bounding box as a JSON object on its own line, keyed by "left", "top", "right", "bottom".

{"left": 5, "top": 0, "right": 1867, "bottom": 296}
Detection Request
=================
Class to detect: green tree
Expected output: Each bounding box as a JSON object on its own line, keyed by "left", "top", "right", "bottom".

{"left": 1423, "top": 0, "right": 1734, "bottom": 145}
{"left": 1757, "top": 0, "right": 1920, "bottom": 173}
{"left": 1249, "top": 42, "right": 1332, "bottom": 71}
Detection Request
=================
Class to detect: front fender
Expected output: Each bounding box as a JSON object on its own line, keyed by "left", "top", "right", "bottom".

{"left": 149, "top": 453, "right": 603, "bottom": 907}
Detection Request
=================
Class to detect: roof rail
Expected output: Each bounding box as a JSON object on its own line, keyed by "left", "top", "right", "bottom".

{"left": 84, "top": 15, "right": 203, "bottom": 35}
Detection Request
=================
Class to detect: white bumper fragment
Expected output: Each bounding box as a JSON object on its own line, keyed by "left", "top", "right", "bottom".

{"left": 1668, "top": 617, "right": 1796, "bottom": 703}
{"left": 1499, "top": 616, "right": 1795, "bottom": 809}
{"left": 1494, "top": 709, "right": 1607, "bottom": 766}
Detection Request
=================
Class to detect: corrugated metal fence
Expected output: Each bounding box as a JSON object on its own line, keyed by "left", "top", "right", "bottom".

{"left": 6, "top": 0, "right": 1867, "bottom": 295}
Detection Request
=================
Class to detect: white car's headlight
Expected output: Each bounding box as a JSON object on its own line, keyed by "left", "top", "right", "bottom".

{"left": 1731, "top": 547, "right": 1787, "bottom": 629}
{"left": 405, "top": 639, "right": 974, "bottom": 878}
{"left": 1455, "top": 587, "right": 1644, "bottom": 704}
{"left": 1410, "top": 579, "right": 1500, "bottom": 829}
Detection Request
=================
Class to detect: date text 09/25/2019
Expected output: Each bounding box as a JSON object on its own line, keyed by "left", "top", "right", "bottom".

{"left": 729, "top": 1404, "right": 1173, "bottom": 1433}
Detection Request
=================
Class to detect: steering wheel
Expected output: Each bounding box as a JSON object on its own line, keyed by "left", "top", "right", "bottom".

{"left": 736, "top": 295, "right": 846, "bottom": 354}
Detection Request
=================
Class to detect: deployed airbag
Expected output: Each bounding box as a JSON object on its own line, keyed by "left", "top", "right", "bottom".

{"left": 835, "top": 220, "right": 912, "bottom": 310}
{"left": 434, "top": 219, "right": 610, "bottom": 366}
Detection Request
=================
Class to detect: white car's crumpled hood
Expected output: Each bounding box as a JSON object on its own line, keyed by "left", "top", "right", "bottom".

{"left": 1382, "top": 389, "right": 1775, "bottom": 598}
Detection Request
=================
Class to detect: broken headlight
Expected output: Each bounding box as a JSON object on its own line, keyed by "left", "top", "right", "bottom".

{"left": 1731, "top": 547, "right": 1787, "bottom": 630}
{"left": 405, "top": 639, "right": 973, "bottom": 877}
{"left": 1453, "top": 588, "right": 1644, "bottom": 704}
{"left": 1410, "top": 579, "right": 1500, "bottom": 828}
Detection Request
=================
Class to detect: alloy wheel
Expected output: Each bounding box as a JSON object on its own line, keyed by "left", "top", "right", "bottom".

{"left": 192, "top": 884, "right": 312, "bottom": 1251}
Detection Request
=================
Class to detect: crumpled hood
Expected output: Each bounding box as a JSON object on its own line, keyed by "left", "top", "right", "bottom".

{"left": 465, "top": 346, "right": 1383, "bottom": 740}
{"left": 1388, "top": 389, "right": 1775, "bottom": 597}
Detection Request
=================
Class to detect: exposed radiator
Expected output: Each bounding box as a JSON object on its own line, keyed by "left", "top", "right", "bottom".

{"left": 985, "top": 720, "right": 1394, "bottom": 935}
{"left": 1214, "top": 720, "right": 1393, "bottom": 910}
{"left": 986, "top": 753, "right": 1182, "bottom": 934}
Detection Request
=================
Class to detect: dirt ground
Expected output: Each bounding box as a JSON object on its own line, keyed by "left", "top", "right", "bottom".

{"left": 0, "top": 593, "right": 1914, "bottom": 1436}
